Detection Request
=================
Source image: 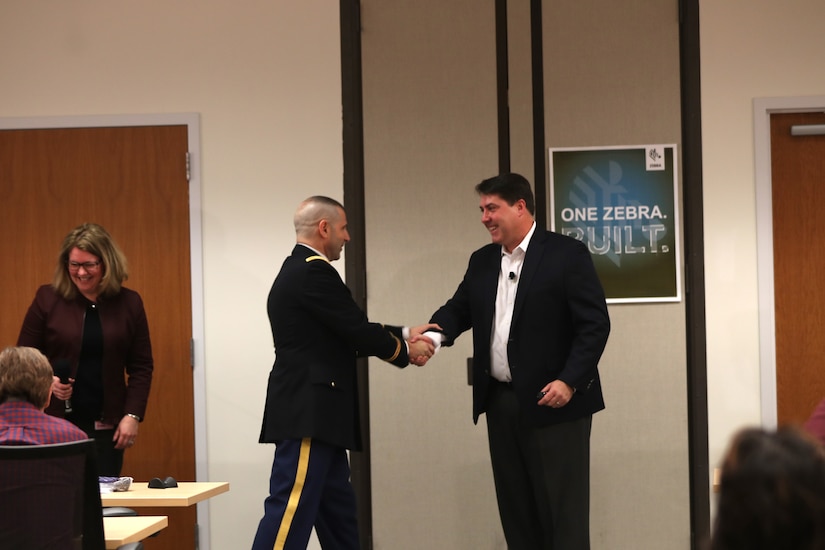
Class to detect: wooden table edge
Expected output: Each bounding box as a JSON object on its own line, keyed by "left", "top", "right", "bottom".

{"left": 101, "top": 481, "right": 230, "bottom": 507}
{"left": 103, "top": 515, "right": 168, "bottom": 548}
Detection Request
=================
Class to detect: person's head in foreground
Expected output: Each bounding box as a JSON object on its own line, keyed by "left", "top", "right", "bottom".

{"left": 0, "top": 346, "right": 54, "bottom": 410}
{"left": 711, "top": 425, "right": 825, "bottom": 550}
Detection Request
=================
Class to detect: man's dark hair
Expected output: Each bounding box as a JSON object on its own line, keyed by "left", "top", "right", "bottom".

{"left": 475, "top": 173, "right": 535, "bottom": 216}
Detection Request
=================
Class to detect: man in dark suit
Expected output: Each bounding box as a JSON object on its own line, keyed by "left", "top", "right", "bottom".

{"left": 252, "top": 196, "right": 436, "bottom": 550}
{"left": 424, "top": 173, "right": 610, "bottom": 549}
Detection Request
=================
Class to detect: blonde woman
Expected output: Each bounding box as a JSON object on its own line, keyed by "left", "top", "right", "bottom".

{"left": 17, "top": 223, "right": 153, "bottom": 475}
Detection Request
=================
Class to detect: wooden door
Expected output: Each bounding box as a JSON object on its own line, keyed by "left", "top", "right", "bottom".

{"left": 771, "top": 111, "right": 825, "bottom": 426}
{"left": 0, "top": 125, "right": 196, "bottom": 549}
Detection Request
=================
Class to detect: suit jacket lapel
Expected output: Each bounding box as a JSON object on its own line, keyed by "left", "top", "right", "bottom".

{"left": 512, "top": 229, "right": 547, "bottom": 324}
{"left": 479, "top": 245, "right": 501, "bottom": 344}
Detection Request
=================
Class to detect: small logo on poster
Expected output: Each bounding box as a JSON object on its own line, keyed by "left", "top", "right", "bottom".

{"left": 646, "top": 147, "right": 665, "bottom": 171}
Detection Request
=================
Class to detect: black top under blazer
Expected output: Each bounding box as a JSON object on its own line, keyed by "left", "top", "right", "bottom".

{"left": 430, "top": 228, "right": 610, "bottom": 426}
{"left": 259, "top": 245, "right": 409, "bottom": 451}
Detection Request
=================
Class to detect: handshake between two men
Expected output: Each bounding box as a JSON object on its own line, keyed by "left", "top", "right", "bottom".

{"left": 406, "top": 323, "right": 442, "bottom": 367}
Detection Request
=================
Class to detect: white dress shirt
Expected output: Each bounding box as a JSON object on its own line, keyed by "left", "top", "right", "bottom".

{"left": 419, "top": 222, "right": 537, "bottom": 379}
{"left": 490, "top": 222, "right": 536, "bottom": 381}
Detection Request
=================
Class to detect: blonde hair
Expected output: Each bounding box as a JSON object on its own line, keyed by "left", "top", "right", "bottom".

{"left": 0, "top": 346, "right": 53, "bottom": 408}
{"left": 52, "top": 223, "right": 129, "bottom": 299}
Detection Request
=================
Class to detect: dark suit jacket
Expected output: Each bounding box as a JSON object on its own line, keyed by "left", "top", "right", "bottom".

{"left": 259, "top": 244, "right": 409, "bottom": 451}
{"left": 17, "top": 285, "right": 154, "bottom": 425}
{"left": 431, "top": 228, "right": 610, "bottom": 426}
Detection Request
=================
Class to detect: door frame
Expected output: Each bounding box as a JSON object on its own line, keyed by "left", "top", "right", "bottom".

{"left": 0, "top": 112, "right": 211, "bottom": 548}
{"left": 754, "top": 96, "right": 825, "bottom": 428}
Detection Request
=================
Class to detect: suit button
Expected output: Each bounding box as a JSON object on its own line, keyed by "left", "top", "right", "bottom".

{"left": 331, "top": 381, "right": 336, "bottom": 388}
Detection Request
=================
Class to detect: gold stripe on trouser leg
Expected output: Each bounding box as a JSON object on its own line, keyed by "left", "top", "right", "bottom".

{"left": 274, "top": 438, "right": 312, "bottom": 550}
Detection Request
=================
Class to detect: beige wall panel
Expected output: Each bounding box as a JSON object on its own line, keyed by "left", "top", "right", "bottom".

{"left": 542, "top": 2, "right": 689, "bottom": 548}
{"left": 544, "top": 1, "right": 683, "bottom": 146}
{"left": 363, "top": 1, "right": 689, "bottom": 549}
{"left": 507, "top": 0, "right": 536, "bottom": 177}
{"left": 360, "top": 1, "right": 503, "bottom": 548}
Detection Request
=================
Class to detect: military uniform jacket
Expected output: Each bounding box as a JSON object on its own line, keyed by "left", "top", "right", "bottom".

{"left": 259, "top": 244, "right": 408, "bottom": 451}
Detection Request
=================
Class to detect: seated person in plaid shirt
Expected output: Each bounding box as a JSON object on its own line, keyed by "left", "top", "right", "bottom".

{"left": 0, "top": 346, "right": 88, "bottom": 445}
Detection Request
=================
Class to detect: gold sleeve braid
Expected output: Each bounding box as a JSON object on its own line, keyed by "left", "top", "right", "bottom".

{"left": 384, "top": 333, "right": 402, "bottom": 362}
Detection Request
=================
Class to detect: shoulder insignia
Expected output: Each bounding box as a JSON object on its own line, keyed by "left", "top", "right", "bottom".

{"left": 305, "top": 255, "right": 329, "bottom": 264}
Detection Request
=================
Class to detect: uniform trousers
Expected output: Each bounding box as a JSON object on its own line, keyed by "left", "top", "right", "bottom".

{"left": 252, "top": 438, "right": 360, "bottom": 550}
{"left": 486, "top": 381, "right": 592, "bottom": 550}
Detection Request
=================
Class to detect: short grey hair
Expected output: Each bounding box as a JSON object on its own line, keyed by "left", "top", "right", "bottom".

{"left": 0, "top": 346, "right": 53, "bottom": 408}
{"left": 293, "top": 196, "right": 345, "bottom": 238}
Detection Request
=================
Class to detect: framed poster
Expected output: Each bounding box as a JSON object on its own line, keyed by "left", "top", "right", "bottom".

{"left": 549, "top": 145, "right": 680, "bottom": 303}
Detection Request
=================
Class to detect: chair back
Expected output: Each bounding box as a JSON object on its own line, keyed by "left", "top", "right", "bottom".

{"left": 0, "top": 439, "right": 105, "bottom": 550}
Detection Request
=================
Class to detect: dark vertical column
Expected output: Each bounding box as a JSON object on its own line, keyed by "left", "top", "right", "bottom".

{"left": 530, "top": 0, "right": 547, "bottom": 226}
{"left": 678, "top": 0, "right": 710, "bottom": 547}
{"left": 495, "top": 0, "right": 511, "bottom": 174}
{"left": 340, "top": 1, "right": 373, "bottom": 548}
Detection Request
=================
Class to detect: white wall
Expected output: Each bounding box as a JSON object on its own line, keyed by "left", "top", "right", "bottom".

{"left": 0, "top": 2, "right": 341, "bottom": 548}
{"left": 700, "top": 0, "right": 825, "bottom": 477}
